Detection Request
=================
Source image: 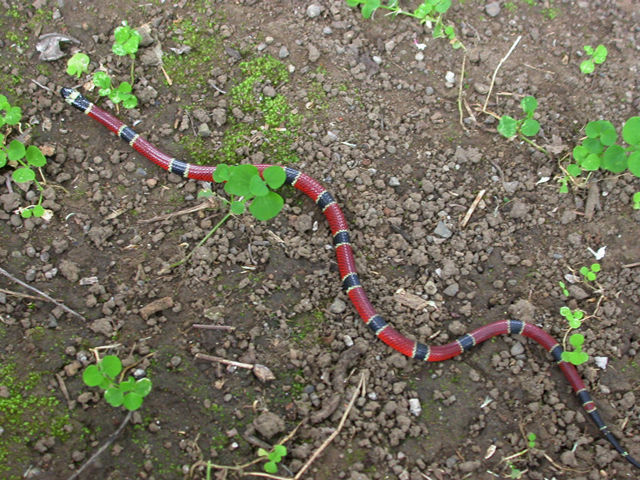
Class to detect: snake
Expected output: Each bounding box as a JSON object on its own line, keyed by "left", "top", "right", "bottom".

{"left": 60, "top": 87, "right": 639, "bottom": 470}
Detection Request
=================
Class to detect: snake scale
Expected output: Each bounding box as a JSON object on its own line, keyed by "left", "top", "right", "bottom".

{"left": 60, "top": 87, "right": 639, "bottom": 469}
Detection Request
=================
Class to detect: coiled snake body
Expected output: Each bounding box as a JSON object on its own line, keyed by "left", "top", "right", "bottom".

{"left": 61, "top": 87, "right": 639, "bottom": 469}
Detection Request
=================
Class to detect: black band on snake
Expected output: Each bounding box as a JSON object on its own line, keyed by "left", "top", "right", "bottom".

{"left": 60, "top": 87, "right": 639, "bottom": 469}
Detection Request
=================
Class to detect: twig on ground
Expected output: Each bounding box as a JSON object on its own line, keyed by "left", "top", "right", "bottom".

{"left": 290, "top": 373, "right": 365, "bottom": 479}
{"left": 66, "top": 410, "right": 133, "bottom": 480}
{"left": 458, "top": 54, "right": 468, "bottom": 130}
{"left": 193, "top": 324, "right": 236, "bottom": 331}
{"left": 460, "top": 189, "right": 486, "bottom": 228}
{"left": 0, "top": 287, "right": 46, "bottom": 301}
{"left": 482, "top": 35, "right": 522, "bottom": 113}
{"left": 0, "top": 266, "right": 86, "bottom": 321}
{"left": 138, "top": 197, "right": 216, "bottom": 223}
{"left": 195, "top": 353, "right": 275, "bottom": 382}
{"left": 622, "top": 262, "right": 640, "bottom": 268}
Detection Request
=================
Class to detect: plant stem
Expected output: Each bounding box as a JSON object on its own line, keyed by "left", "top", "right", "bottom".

{"left": 130, "top": 55, "right": 136, "bottom": 85}
{"left": 519, "top": 134, "right": 549, "bottom": 156}
{"left": 169, "top": 211, "right": 233, "bottom": 269}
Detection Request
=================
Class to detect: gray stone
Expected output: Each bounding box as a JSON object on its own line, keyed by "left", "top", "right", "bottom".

{"left": 434, "top": 220, "right": 452, "bottom": 239}
{"left": 308, "top": 43, "right": 320, "bottom": 62}
{"left": 278, "top": 46, "right": 289, "bottom": 58}
{"left": 485, "top": 1, "right": 500, "bottom": 17}
{"left": 306, "top": 4, "right": 324, "bottom": 18}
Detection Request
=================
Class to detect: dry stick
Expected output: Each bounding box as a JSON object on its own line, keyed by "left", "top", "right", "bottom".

{"left": 457, "top": 53, "right": 468, "bottom": 130}
{"left": 482, "top": 35, "right": 522, "bottom": 113}
{"left": 138, "top": 197, "right": 216, "bottom": 224}
{"left": 622, "top": 262, "right": 640, "bottom": 268}
{"left": 0, "top": 266, "right": 86, "bottom": 321}
{"left": 0, "top": 287, "right": 45, "bottom": 301}
{"left": 289, "top": 373, "right": 365, "bottom": 480}
{"left": 66, "top": 410, "right": 133, "bottom": 480}
{"left": 460, "top": 189, "right": 486, "bottom": 228}
{"left": 192, "top": 323, "right": 236, "bottom": 331}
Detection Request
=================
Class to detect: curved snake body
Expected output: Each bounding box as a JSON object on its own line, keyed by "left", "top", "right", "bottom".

{"left": 60, "top": 87, "right": 639, "bottom": 469}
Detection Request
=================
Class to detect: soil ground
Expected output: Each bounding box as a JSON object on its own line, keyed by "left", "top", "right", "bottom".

{"left": 0, "top": 1, "right": 639, "bottom": 479}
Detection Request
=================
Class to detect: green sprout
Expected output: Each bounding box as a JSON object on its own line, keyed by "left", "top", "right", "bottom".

{"left": 527, "top": 432, "right": 537, "bottom": 449}
{"left": 93, "top": 71, "right": 138, "bottom": 109}
{"left": 112, "top": 21, "right": 141, "bottom": 57}
{"left": 174, "top": 165, "right": 286, "bottom": 269}
{"left": 66, "top": 52, "right": 90, "bottom": 79}
{"left": 561, "top": 334, "right": 589, "bottom": 366}
{"left": 633, "top": 192, "right": 640, "bottom": 210}
{"left": 580, "top": 44, "right": 607, "bottom": 74}
{"left": 558, "top": 281, "right": 570, "bottom": 297}
{"left": 257, "top": 444, "right": 287, "bottom": 474}
{"left": 579, "top": 263, "right": 600, "bottom": 282}
{"left": 111, "top": 20, "right": 141, "bottom": 86}
{"left": 563, "top": 116, "right": 640, "bottom": 192}
{"left": 498, "top": 95, "right": 540, "bottom": 140}
{"left": 560, "top": 307, "right": 584, "bottom": 329}
{"left": 82, "top": 355, "right": 152, "bottom": 411}
{"left": 346, "top": 0, "right": 463, "bottom": 49}
{"left": 0, "top": 94, "right": 48, "bottom": 218}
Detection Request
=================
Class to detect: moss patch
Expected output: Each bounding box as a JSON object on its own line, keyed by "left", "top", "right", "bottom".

{"left": 0, "top": 361, "right": 70, "bottom": 479}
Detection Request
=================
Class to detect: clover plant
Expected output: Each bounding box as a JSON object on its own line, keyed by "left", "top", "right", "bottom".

{"left": 82, "top": 355, "right": 152, "bottom": 411}
{"left": 258, "top": 444, "right": 287, "bottom": 474}
{"left": 66, "top": 52, "right": 90, "bottom": 78}
{"left": 562, "top": 116, "right": 640, "bottom": 193}
{"left": 580, "top": 44, "right": 607, "bottom": 74}
{"left": 93, "top": 71, "right": 138, "bottom": 109}
{"left": 498, "top": 96, "right": 540, "bottom": 139}
{"left": 346, "top": 0, "right": 463, "bottom": 49}
{"left": 0, "top": 94, "right": 48, "bottom": 218}
{"left": 562, "top": 333, "right": 589, "bottom": 366}
{"left": 579, "top": 263, "right": 600, "bottom": 282}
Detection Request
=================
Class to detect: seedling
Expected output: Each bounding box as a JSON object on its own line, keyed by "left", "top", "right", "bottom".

{"left": 563, "top": 116, "right": 640, "bottom": 192}
{"left": 172, "top": 164, "right": 286, "bottom": 269}
{"left": 558, "top": 281, "right": 569, "bottom": 297}
{"left": 562, "top": 333, "right": 589, "bottom": 366}
{"left": 0, "top": 94, "right": 48, "bottom": 218}
{"left": 346, "top": 0, "right": 463, "bottom": 49}
{"left": 579, "top": 263, "right": 600, "bottom": 282}
{"left": 560, "top": 307, "right": 584, "bottom": 329}
{"left": 82, "top": 354, "right": 152, "bottom": 411}
{"left": 507, "top": 462, "right": 524, "bottom": 479}
{"left": 112, "top": 21, "right": 141, "bottom": 84}
{"left": 257, "top": 444, "right": 287, "bottom": 473}
{"left": 633, "top": 192, "right": 640, "bottom": 210}
{"left": 527, "top": 432, "right": 536, "bottom": 449}
{"left": 498, "top": 96, "right": 540, "bottom": 139}
{"left": 66, "top": 52, "right": 90, "bottom": 79}
{"left": 93, "top": 71, "right": 138, "bottom": 109}
{"left": 580, "top": 44, "right": 607, "bottom": 74}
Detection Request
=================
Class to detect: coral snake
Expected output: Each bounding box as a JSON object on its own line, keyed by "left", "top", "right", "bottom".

{"left": 60, "top": 87, "right": 639, "bottom": 470}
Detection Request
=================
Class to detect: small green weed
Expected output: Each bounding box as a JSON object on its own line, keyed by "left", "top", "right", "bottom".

{"left": 93, "top": 71, "right": 138, "bottom": 109}
{"left": 558, "top": 281, "right": 570, "bottom": 297}
{"left": 0, "top": 94, "right": 48, "bottom": 218}
{"left": 633, "top": 192, "right": 640, "bottom": 210}
{"left": 527, "top": 432, "right": 537, "bottom": 449}
{"left": 258, "top": 444, "right": 287, "bottom": 473}
{"left": 82, "top": 355, "right": 152, "bottom": 411}
{"left": 579, "top": 262, "right": 600, "bottom": 282}
{"left": 113, "top": 20, "right": 141, "bottom": 84}
{"left": 562, "top": 333, "right": 588, "bottom": 366}
{"left": 580, "top": 44, "right": 607, "bottom": 74}
{"left": 172, "top": 164, "right": 286, "bottom": 269}
{"left": 498, "top": 96, "right": 540, "bottom": 139}
{"left": 561, "top": 116, "right": 640, "bottom": 193}
{"left": 560, "top": 306, "right": 584, "bottom": 329}
{"left": 65, "top": 21, "right": 140, "bottom": 109}
{"left": 346, "top": 0, "right": 463, "bottom": 49}
{"left": 66, "top": 52, "right": 90, "bottom": 78}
